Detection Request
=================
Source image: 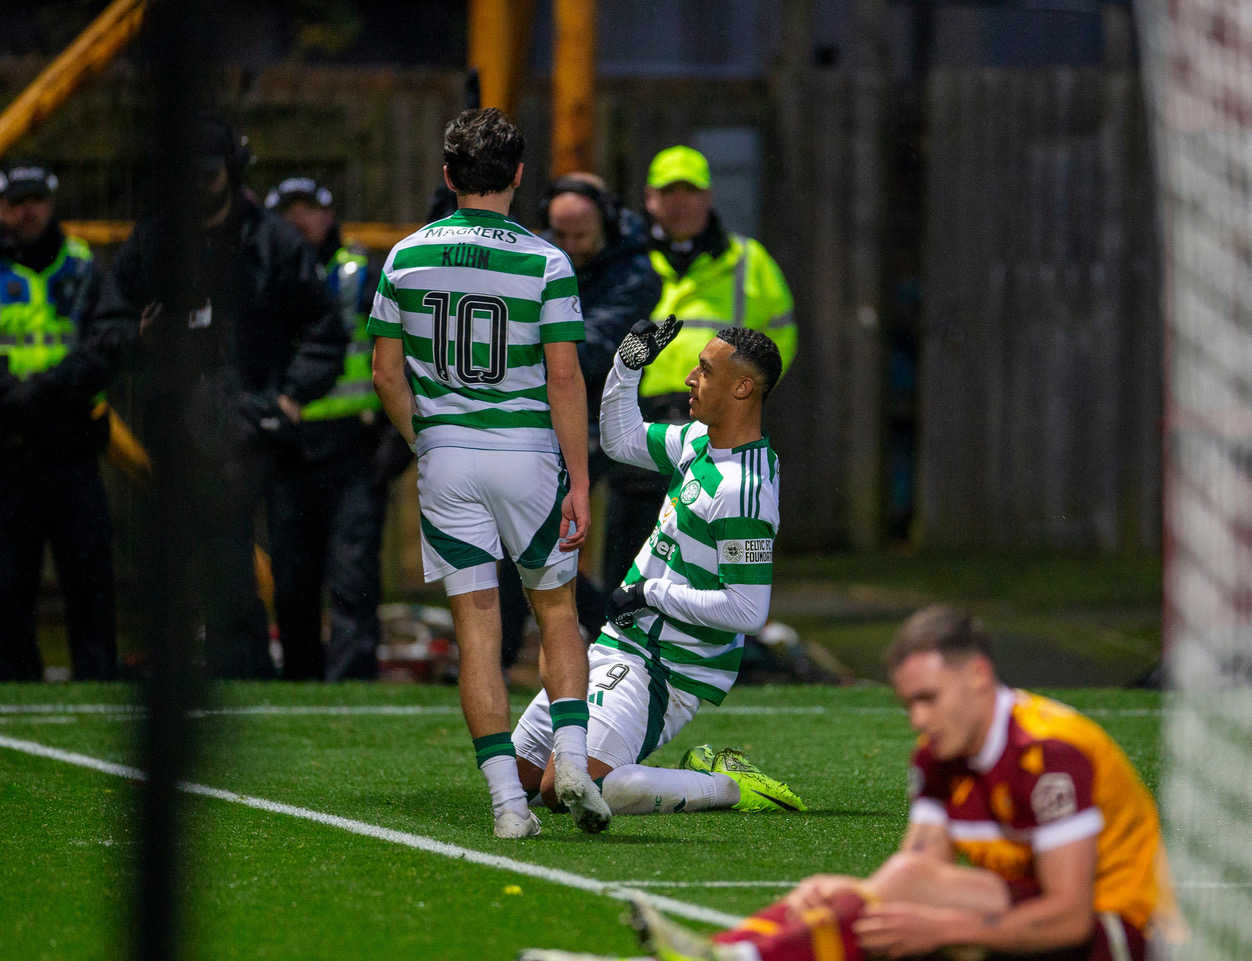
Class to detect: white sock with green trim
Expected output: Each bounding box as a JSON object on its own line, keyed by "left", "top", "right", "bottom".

{"left": 479, "top": 755, "right": 529, "bottom": 818}
{"left": 600, "top": 764, "right": 737, "bottom": 814}
{"left": 550, "top": 698, "right": 590, "bottom": 768}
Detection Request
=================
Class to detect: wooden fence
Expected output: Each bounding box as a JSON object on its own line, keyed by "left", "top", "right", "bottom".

{"left": 920, "top": 68, "right": 1161, "bottom": 550}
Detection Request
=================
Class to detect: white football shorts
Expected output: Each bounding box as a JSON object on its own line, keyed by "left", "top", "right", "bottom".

{"left": 514, "top": 643, "right": 701, "bottom": 772}
{"left": 416, "top": 447, "right": 578, "bottom": 593}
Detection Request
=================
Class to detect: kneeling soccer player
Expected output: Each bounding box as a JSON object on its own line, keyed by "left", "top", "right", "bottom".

{"left": 520, "top": 604, "right": 1181, "bottom": 961}
{"left": 513, "top": 319, "right": 805, "bottom": 817}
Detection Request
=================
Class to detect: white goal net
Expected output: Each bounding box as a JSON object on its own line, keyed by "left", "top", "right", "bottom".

{"left": 1135, "top": 0, "right": 1252, "bottom": 958}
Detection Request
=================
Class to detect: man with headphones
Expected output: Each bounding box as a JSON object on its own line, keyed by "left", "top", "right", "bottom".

{"left": 90, "top": 114, "right": 347, "bottom": 678}
{"left": 494, "top": 174, "right": 662, "bottom": 668}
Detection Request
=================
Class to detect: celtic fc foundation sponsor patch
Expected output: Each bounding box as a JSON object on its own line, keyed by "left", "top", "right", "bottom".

{"left": 721, "top": 538, "right": 773, "bottom": 564}
{"left": 744, "top": 539, "right": 773, "bottom": 563}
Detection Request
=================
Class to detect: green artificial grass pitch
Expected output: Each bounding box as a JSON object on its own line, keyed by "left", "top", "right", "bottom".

{"left": 0, "top": 683, "right": 1161, "bottom": 960}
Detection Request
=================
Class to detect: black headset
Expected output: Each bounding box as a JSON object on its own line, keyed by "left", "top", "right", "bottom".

{"left": 537, "top": 177, "right": 621, "bottom": 239}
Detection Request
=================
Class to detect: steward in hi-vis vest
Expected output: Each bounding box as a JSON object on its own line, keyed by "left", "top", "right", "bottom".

{"left": 0, "top": 163, "right": 116, "bottom": 681}
{"left": 641, "top": 146, "right": 796, "bottom": 401}
{"left": 263, "top": 178, "right": 411, "bottom": 681}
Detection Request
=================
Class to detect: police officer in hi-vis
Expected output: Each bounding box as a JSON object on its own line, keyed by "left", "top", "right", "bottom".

{"left": 264, "top": 177, "right": 411, "bottom": 681}
{"left": 0, "top": 163, "right": 116, "bottom": 681}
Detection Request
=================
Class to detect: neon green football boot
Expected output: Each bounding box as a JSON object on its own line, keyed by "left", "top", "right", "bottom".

{"left": 712, "top": 749, "right": 807, "bottom": 812}
{"left": 678, "top": 744, "right": 716, "bottom": 773}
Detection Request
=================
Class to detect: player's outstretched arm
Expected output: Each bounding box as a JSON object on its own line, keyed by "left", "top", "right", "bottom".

{"left": 641, "top": 579, "right": 771, "bottom": 635}
{"left": 543, "top": 340, "right": 590, "bottom": 551}
{"left": 600, "top": 316, "right": 683, "bottom": 471}
{"left": 630, "top": 479, "right": 776, "bottom": 633}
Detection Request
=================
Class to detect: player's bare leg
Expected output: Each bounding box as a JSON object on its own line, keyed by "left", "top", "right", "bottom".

{"left": 450, "top": 587, "right": 509, "bottom": 737}
{"left": 538, "top": 753, "right": 614, "bottom": 810}
{"left": 450, "top": 585, "right": 539, "bottom": 838}
{"left": 528, "top": 579, "right": 612, "bottom": 833}
{"left": 528, "top": 579, "right": 587, "bottom": 699}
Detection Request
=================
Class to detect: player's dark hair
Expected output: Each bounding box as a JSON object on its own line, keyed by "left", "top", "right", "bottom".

{"left": 716, "top": 327, "right": 782, "bottom": 400}
{"left": 443, "top": 108, "right": 525, "bottom": 196}
{"left": 883, "top": 604, "right": 994, "bottom": 674}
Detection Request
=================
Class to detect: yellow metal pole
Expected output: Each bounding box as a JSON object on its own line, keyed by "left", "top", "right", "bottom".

{"left": 551, "top": 0, "right": 596, "bottom": 176}
{"left": 0, "top": 0, "right": 148, "bottom": 157}
{"left": 467, "top": 0, "right": 536, "bottom": 119}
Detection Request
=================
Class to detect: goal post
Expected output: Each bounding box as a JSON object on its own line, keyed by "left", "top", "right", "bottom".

{"left": 1135, "top": 0, "right": 1252, "bottom": 957}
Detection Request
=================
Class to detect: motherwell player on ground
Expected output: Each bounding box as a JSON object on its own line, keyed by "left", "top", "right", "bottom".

{"left": 520, "top": 603, "right": 1178, "bottom": 961}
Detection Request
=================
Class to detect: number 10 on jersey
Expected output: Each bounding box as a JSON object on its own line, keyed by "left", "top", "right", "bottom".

{"left": 422, "top": 291, "right": 509, "bottom": 386}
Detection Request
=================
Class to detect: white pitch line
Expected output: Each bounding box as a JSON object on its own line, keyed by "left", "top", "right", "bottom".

{"left": 0, "top": 703, "right": 144, "bottom": 715}
{"left": 0, "top": 715, "right": 76, "bottom": 726}
{"left": 0, "top": 704, "right": 464, "bottom": 717}
{"left": 607, "top": 881, "right": 796, "bottom": 888}
{"left": 0, "top": 703, "right": 1168, "bottom": 719}
{"left": 0, "top": 704, "right": 819, "bottom": 717}
{"left": 0, "top": 734, "right": 742, "bottom": 929}
{"left": 610, "top": 879, "right": 1252, "bottom": 889}
{"left": 1177, "top": 881, "right": 1252, "bottom": 889}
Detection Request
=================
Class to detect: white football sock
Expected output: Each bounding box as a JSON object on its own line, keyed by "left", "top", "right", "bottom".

{"left": 600, "top": 764, "right": 739, "bottom": 814}
{"left": 479, "top": 755, "right": 529, "bottom": 818}
{"left": 550, "top": 697, "right": 590, "bottom": 770}
{"left": 552, "top": 722, "right": 588, "bottom": 767}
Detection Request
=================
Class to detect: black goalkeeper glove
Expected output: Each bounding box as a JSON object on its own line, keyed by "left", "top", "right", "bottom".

{"left": 606, "top": 582, "right": 649, "bottom": 629}
{"left": 617, "top": 315, "right": 683, "bottom": 370}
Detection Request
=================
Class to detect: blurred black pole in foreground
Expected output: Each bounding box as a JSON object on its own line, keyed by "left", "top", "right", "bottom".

{"left": 136, "top": 1, "right": 210, "bottom": 959}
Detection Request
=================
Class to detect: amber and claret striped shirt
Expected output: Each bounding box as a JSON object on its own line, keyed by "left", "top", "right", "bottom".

{"left": 909, "top": 687, "right": 1175, "bottom": 932}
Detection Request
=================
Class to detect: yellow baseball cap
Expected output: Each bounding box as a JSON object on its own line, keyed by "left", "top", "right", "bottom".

{"left": 647, "top": 146, "right": 711, "bottom": 190}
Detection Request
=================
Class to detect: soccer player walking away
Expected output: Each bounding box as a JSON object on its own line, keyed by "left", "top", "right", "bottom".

{"left": 520, "top": 604, "right": 1183, "bottom": 961}
{"left": 513, "top": 319, "right": 806, "bottom": 817}
{"left": 370, "top": 108, "right": 610, "bottom": 838}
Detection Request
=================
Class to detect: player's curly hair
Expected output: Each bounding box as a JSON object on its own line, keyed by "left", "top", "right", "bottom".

{"left": 883, "top": 604, "right": 994, "bottom": 674}
{"left": 443, "top": 108, "right": 525, "bottom": 196}
{"left": 716, "top": 327, "right": 782, "bottom": 400}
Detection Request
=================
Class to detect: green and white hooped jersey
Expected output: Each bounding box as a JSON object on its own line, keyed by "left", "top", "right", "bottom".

{"left": 598, "top": 360, "right": 779, "bottom": 705}
{"left": 367, "top": 208, "right": 585, "bottom": 456}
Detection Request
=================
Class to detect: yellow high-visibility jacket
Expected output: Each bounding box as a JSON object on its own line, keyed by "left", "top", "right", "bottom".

{"left": 641, "top": 233, "right": 796, "bottom": 397}
{"left": 0, "top": 235, "right": 93, "bottom": 379}
{"left": 301, "top": 245, "right": 382, "bottom": 421}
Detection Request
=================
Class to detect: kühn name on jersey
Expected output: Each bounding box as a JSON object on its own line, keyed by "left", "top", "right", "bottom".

{"left": 441, "top": 244, "right": 493, "bottom": 269}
